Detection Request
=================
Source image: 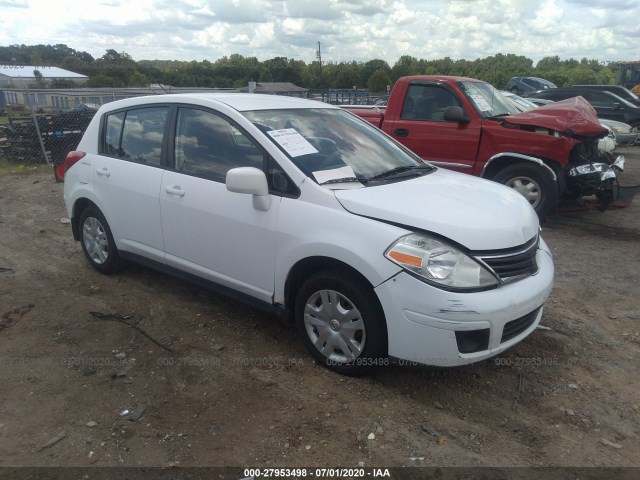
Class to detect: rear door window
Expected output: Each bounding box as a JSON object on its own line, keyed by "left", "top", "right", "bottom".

{"left": 102, "top": 106, "right": 169, "bottom": 166}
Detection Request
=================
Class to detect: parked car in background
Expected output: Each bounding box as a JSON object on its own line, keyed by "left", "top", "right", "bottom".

{"left": 527, "top": 97, "right": 555, "bottom": 107}
{"left": 599, "top": 118, "right": 639, "bottom": 146}
{"left": 59, "top": 93, "right": 555, "bottom": 375}
{"left": 506, "top": 77, "right": 557, "bottom": 96}
{"left": 72, "top": 103, "right": 100, "bottom": 112}
{"left": 500, "top": 91, "right": 540, "bottom": 112}
{"left": 529, "top": 88, "right": 640, "bottom": 128}
{"left": 572, "top": 85, "right": 640, "bottom": 107}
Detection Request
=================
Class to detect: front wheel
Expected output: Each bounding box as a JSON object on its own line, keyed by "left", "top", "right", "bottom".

{"left": 493, "top": 163, "right": 558, "bottom": 219}
{"left": 295, "top": 270, "right": 387, "bottom": 376}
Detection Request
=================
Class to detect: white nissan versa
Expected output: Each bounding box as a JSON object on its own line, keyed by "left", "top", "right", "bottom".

{"left": 61, "top": 93, "right": 554, "bottom": 375}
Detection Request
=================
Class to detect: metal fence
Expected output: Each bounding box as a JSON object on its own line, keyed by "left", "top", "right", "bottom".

{"left": 0, "top": 108, "right": 95, "bottom": 167}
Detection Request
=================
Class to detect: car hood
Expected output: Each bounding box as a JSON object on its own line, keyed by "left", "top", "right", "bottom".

{"left": 503, "top": 96, "right": 608, "bottom": 138}
{"left": 334, "top": 169, "right": 539, "bottom": 251}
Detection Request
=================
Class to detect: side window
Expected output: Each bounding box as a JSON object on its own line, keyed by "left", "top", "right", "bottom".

{"left": 267, "top": 156, "right": 298, "bottom": 196}
{"left": 174, "top": 108, "right": 264, "bottom": 182}
{"left": 401, "top": 84, "right": 461, "bottom": 121}
{"left": 104, "top": 111, "right": 125, "bottom": 156}
{"left": 120, "top": 107, "right": 168, "bottom": 165}
{"left": 586, "top": 92, "right": 614, "bottom": 108}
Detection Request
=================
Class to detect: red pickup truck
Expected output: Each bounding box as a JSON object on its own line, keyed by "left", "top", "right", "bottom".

{"left": 347, "top": 75, "right": 625, "bottom": 217}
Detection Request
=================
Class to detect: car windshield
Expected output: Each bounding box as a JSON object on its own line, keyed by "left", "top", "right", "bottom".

{"left": 535, "top": 78, "right": 557, "bottom": 88}
{"left": 458, "top": 81, "right": 519, "bottom": 119}
{"left": 243, "top": 108, "right": 431, "bottom": 185}
{"left": 607, "top": 92, "right": 637, "bottom": 108}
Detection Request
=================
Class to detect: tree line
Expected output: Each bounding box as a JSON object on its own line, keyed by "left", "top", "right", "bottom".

{"left": 0, "top": 43, "right": 617, "bottom": 91}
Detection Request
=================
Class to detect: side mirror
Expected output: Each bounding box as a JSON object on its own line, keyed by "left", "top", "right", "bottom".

{"left": 443, "top": 106, "right": 470, "bottom": 123}
{"left": 226, "top": 167, "right": 271, "bottom": 211}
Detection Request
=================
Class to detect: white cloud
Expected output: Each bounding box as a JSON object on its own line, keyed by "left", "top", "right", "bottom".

{"left": 0, "top": 0, "right": 638, "bottom": 65}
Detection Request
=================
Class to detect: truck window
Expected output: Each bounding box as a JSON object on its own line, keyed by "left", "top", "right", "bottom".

{"left": 401, "top": 84, "right": 461, "bottom": 121}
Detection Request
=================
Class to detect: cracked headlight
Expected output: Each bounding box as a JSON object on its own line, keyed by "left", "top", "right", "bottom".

{"left": 385, "top": 233, "right": 499, "bottom": 290}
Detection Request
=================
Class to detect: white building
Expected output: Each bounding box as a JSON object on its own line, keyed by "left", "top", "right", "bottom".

{"left": 0, "top": 65, "right": 88, "bottom": 87}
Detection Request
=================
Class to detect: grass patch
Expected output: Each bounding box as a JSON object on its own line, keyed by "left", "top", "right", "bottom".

{"left": 0, "top": 157, "right": 51, "bottom": 176}
{"left": 0, "top": 115, "right": 8, "bottom": 125}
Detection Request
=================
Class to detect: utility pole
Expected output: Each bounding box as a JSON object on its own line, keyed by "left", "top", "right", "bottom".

{"left": 316, "top": 41, "right": 322, "bottom": 88}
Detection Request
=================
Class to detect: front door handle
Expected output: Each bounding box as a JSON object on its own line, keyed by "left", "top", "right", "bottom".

{"left": 96, "top": 168, "right": 110, "bottom": 177}
{"left": 393, "top": 128, "right": 409, "bottom": 137}
{"left": 165, "top": 186, "right": 185, "bottom": 197}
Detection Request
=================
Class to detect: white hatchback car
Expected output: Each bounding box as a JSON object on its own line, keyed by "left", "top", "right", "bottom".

{"left": 61, "top": 93, "right": 554, "bottom": 375}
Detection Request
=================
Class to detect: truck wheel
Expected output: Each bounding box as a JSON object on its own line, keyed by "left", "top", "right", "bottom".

{"left": 493, "top": 163, "right": 557, "bottom": 219}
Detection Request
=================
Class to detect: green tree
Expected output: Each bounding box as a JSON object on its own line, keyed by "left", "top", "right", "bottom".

{"left": 367, "top": 68, "right": 391, "bottom": 92}
{"left": 391, "top": 55, "right": 420, "bottom": 80}
{"left": 32, "top": 69, "right": 47, "bottom": 88}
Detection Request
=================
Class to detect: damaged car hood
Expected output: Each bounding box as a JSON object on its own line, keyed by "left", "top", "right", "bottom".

{"left": 503, "top": 96, "right": 608, "bottom": 138}
{"left": 334, "top": 169, "right": 539, "bottom": 251}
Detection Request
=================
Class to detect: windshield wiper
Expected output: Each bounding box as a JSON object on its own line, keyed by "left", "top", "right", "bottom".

{"left": 485, "top": 112, "right": 511, "bottom": 121}
{"left": 367, "top": 164, "right": 434, "bottom": 181}
{"left": 319, "top": 176, "right": 366, "bottom": 185}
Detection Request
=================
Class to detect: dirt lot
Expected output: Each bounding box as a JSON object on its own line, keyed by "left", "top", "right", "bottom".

{"left": 0, "top": 147, "right": 639, "bottom": 469}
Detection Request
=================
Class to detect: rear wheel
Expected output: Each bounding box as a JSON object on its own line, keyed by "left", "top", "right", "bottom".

{"left": 493, "top": 163, "right": 557, "bottom": 219}
{"left": 295, "top": 270, "right": 387, "bottom": 376}
{"left": 78, "top": 207, "right": 124, "bottom": 274}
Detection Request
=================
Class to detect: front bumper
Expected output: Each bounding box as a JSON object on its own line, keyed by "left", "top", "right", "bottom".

{"left": 568, "top": 155, "right": 625, "bottom": 182}
{"left": 374, "top": 238, "right": 554, "bottom": 366}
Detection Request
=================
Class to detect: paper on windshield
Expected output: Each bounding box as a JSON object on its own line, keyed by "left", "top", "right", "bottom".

{"left": 312, "top": 165, "right": 358, "bottom": 184}
{"left": 469, "top": 94, "right": 492, "bottom": 112}
{"left": 267, "top": 128, "right": 319, "bottom": 157}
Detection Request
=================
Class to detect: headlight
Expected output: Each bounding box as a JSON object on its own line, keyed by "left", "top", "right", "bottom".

{"left": 385, "top": 233, "right": 499, "bottom": 290}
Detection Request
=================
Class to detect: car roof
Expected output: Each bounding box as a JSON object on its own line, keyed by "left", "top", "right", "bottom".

{"left": 403, "top": 75, "right": 485, "bottom": 83}
{"left": 531, "top": 88, "right": 636, "bottom": 106}
{"left": 97, "top": 93, "right": 337, "bottom": 113}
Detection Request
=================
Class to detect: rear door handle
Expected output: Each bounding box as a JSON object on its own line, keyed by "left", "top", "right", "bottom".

{"left": 393, "top": 128, "right": 409, "bottom": 137}
{"left": 96, "top": 167, "right": 110, "bottom": 177}
{"left": 165, "top": 186, "right": 185, "bottom": 197}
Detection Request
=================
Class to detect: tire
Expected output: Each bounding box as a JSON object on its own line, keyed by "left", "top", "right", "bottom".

{"left": 295, "top": 270, "right": 387, "bottom": 376}
{"left": 493, "top": 163, "right": 558, "bottom": 219}
{"left": 510, "top": 87, "right": 519, "bottom": 94}
{"left": 78, "top": 206, "right": 124, "bottom": 274}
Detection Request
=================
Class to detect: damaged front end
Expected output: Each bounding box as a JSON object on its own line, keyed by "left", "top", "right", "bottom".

{"left": 566, "top": 139, "right": 625, "bottom": 205}
{"left": 504, "top": 97, "right": 628, "bottom": 209}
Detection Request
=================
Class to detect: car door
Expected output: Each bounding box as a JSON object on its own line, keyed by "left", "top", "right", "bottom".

{"left": 388, "top": 83, "right": 480, "bottom": 173}
{"left": 92, "top": 106, "right": 169, "bottom": 262}
{"left": 585, "top": 91, "right": 627, "bottom": 122}
{"left": 160, "top": 106, "right": 280, "bottom": 302}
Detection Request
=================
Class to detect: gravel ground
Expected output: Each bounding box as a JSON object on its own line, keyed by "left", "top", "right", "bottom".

{"left": 0, "top": 146, "right": 638, "bottom": 469}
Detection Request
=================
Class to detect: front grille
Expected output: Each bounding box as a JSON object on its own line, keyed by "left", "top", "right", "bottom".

{"left": 501, "top": 307, "right": 541, "bottom": 343}
{"left": 474, "top": 236, "right": 539, "bottom": 281}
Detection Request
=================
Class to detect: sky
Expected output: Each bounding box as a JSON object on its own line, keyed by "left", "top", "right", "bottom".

{"left": 1, "top": 0, "right": 639, "bottom": 66}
